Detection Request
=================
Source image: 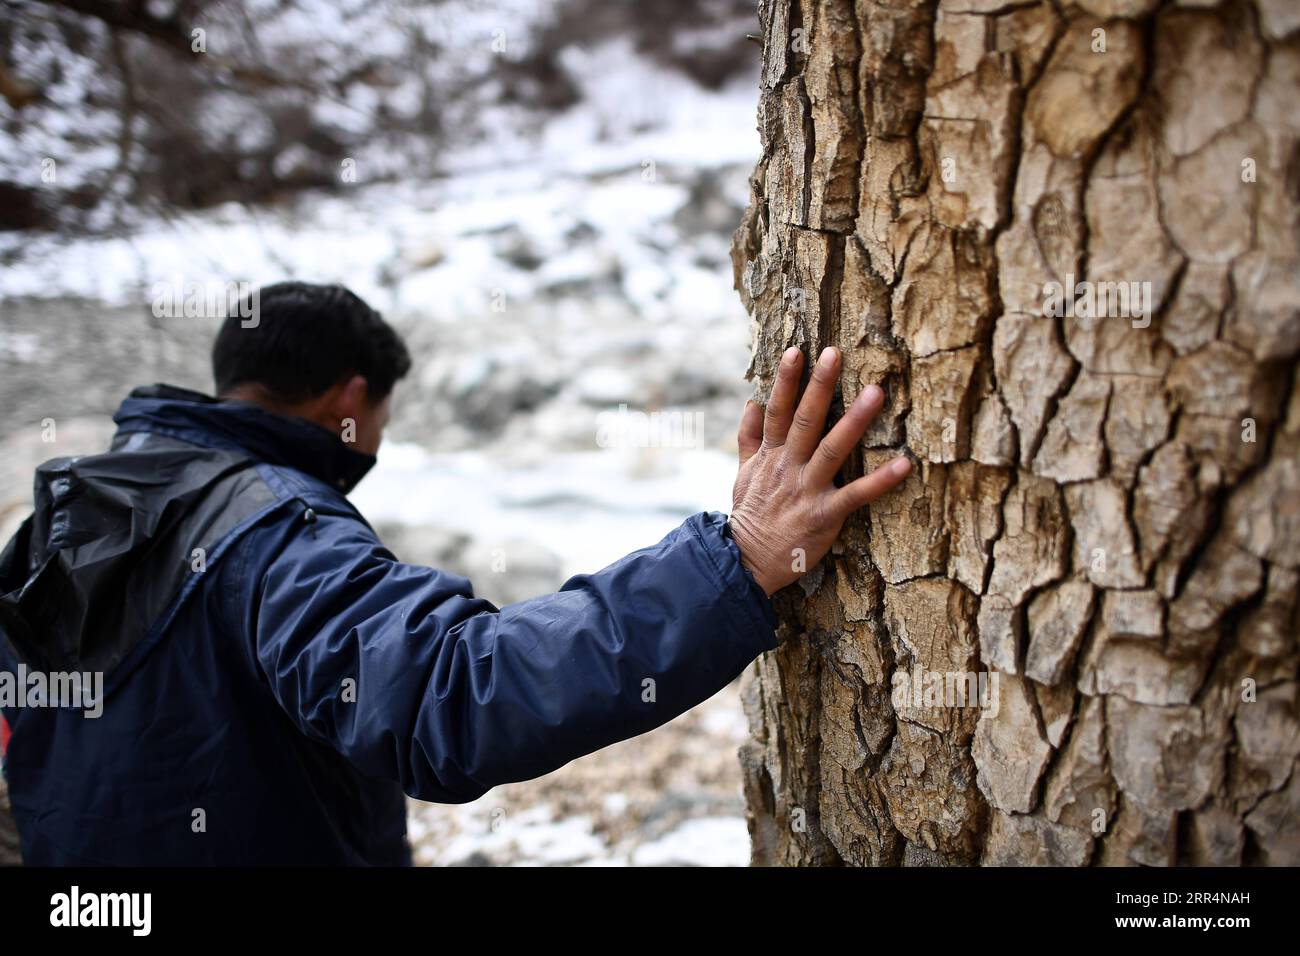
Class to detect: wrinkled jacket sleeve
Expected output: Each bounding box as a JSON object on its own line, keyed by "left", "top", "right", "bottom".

{"left": 240, "top": 509, "right": 780, "bottom": 803}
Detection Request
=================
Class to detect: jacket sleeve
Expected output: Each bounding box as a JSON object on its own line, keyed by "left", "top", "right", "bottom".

{"left": 239, "top": 509, "right": 780, "bottom": 803}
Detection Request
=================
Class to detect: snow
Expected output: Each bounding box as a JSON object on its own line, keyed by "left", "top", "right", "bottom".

{"left": 629, "top": 817, "right": 752, "bottom": 867}
{"left": 1, "top": 10, "right": 760, "bottom": 314}
{"left": 408, "top": 796, "right": 752, "bottom": 867}
{"left": 434, "top": 803, "right": 610, "bottom": 866}
{"left": 352, "top": 443, "right": 737, "bottom": 579}
{"left": 408, "top": 793, "right": 750, "bottom": 867}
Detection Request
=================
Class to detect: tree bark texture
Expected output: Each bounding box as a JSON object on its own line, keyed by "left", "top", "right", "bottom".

{"left": 731, "top": 0, "right": 1299, "bottom": 866}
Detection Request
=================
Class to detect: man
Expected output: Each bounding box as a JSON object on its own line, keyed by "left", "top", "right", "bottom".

{"left": 0, "top": 281, "right": 910, "bottom": 864}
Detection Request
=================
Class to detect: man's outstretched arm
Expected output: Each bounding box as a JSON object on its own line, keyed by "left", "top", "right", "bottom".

{"left": 240, "top": 346, "right": 910, "bottom": 803}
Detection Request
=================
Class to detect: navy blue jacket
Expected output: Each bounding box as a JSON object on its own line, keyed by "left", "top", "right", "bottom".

{"left": 0, "top": 385, "right": 778, "bottom": 864}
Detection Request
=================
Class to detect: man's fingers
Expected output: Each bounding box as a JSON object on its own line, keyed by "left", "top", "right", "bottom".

{"left": 827, "top": 455, "right": 912, "bottom": 521}
{"left": 785, "top": 347, "right": 842, "bottom": 462}
{"left": 762, "top": 346, "right": 803, "bottom": 448}
{"left": 737, "top": 399, "right": 763, "bottom": 465}
{"left": 805, "top": 384, "right": 885, "bottom": 486}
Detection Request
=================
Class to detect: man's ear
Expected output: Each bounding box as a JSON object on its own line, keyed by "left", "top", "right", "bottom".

{"left": 331, "top": 375, "right": 371, "bottom": 440}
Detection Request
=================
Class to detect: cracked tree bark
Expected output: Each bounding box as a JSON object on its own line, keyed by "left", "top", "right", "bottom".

{"left": 731, "top": 0, "right": 1299, "bottom": 866}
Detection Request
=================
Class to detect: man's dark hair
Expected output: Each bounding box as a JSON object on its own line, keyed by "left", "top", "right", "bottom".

{"left": 213, "top": 282, "right": 411, "bottom": 403}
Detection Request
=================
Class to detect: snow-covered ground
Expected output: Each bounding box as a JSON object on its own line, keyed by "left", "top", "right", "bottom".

{"left": 1, "top": 5, "right": 764, "bottom": 865}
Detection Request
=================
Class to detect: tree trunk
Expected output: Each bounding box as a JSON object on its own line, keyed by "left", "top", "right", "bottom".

{"left": 731, "top": 0, "right": 1299, "bottom": 866}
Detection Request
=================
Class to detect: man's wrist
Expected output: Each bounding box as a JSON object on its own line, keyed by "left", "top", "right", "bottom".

{"left": 724, "top": 516, "right": 778, "bottom": 597}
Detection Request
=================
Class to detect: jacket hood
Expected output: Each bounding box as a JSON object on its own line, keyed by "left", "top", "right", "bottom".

{"left": 112, "top": 383, "right": 376, "bottom": 494}
{"left": 0, "top": 383, "right": 354, "bottom": 674}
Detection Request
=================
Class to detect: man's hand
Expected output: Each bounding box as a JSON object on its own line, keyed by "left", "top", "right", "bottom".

{"left": 729, "top": 345, "right": 912, "bottom": 597}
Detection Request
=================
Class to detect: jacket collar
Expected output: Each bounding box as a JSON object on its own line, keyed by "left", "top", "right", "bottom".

{"left": 112, "top": 384, "right": 376, "bottom": 494}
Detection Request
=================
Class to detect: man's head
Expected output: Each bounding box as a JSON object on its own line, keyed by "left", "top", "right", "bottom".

{"left": 212, "top": 282, "right": 411, "bottom": 455}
